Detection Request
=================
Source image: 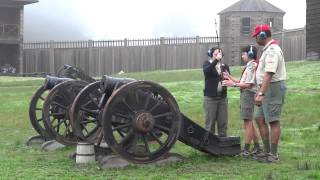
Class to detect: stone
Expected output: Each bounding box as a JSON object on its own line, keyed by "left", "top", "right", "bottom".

{"left": 151, "top": 153, "right": 185, "bottom": 165}
{"left": 98, "top": 153, "right": 185, "bottom": 169}
{"left": 98, "top": 155, "right": 130, "bottom": 169}
{"left": 41, "top": 140, "right": 66, "bottom": 151}
{"left": 26, "top": 135, "right": 46, "bottom": 146}
{"left": 95, "top": 146, "right": 113, "bottom": 162}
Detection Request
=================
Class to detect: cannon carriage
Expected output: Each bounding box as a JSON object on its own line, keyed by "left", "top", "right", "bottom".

{"left": 29, "top": 67, "right": 240, "bottom": 164}
{"left": 71, "top": 75, "right": 240, "bottom": 163}
{"left": 96, "top": 77, "right": 240, "bottom": 163}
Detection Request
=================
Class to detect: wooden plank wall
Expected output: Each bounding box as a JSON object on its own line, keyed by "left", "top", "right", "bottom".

{"left": 22, "top": 33, "right": 306, "bottom": 76}
{"left": 306, "top": 0, "right": 320, "bottom": 59}
{"left": 273, "top": 28, "right": 306, "bottom": 61}
{"left": 23, "top": 37, "right": 218, "bottom": 76}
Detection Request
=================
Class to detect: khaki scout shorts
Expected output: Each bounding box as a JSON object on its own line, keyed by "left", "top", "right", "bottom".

{"left": 255, "top": 81, "right": 287, "bottom": 123}
{"left": 240, "top": 90, "right": 255, "bottom": 120}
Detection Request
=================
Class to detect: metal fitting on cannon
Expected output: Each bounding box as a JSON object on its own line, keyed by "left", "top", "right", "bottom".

{"left": 100, "top": 75, "right": 136, "bottom": 94}
{"left": 43, "top": 75, "right": 73, "bottom": 90}
{"left": 63, "top": 64, "right": 73, "bottom": 69}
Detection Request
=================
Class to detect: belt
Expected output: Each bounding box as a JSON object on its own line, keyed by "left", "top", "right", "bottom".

{"left": 209, "top": 96, "right": 225, "bottom": 100}
{"left": 204, "top": 95, "right": 225, "bottom": 100}
{"left": 216, "top": 92, "right": 223, "bottom": 96}
{"left": 258, "top": 81, "right": 284, "bottom": 88}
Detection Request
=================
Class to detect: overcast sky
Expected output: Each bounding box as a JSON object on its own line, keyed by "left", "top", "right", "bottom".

{"left": 24, "top": 0, "right": 306, "bottom": 41}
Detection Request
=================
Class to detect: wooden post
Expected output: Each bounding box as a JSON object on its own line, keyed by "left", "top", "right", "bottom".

{"left": 19, "top": 6, "right": 24, "bottom": 75}
{"left": 160, "top": 37, "right": 165, "bottom": 70}
{"left": 123, "top": 38, "right": 128, "bottom": 72}
{"left": 124, "top": 38, "right": 128, "bottom": 47}
{"left": 160, "top": 37, "right": 165, "bottom": 45}
{"left": 281, "top": 29, "right": 285, "bottom": 53}
{"left": 303, "top": 26, "right": 306, "bottom": 60}
{"left": 49, "top": 40, "right": 55, "bottom": 73}
{"left": 88, "top": 40, "right": 93, "bottom": 76}
{"left": 112, "top": 48, "right": 115, "bottom": 74}
{"left": 196, "top": 36, "right": 200, "bottom": 68}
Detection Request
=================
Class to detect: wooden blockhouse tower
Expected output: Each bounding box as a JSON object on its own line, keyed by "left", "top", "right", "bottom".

{"left": 0, "top": 0, "right": 38, "bottom": 74}
{"left": 218, "top": 0, "right": 285, "bottom": 65}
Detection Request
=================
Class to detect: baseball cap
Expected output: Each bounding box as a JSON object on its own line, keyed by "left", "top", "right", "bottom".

{"left": 252, "top": 24, "right": 271, "bottom": 37}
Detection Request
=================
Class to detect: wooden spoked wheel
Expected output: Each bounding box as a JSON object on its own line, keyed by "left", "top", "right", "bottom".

{"left": 70, "top": 81, "right": 103, "bottom": 143}
{"left": 101, "top": 81, "right": 181, "bottom": 163}
{"left": 42, "top": 80, "right": 87, "bottom": 145}
{"left": 28, "top": 85, "right": 51, "bottom": 139}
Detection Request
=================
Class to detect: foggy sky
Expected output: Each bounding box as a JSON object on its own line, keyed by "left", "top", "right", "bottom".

{"left": 23, "top": 0, "right": 306, "bottom": 41}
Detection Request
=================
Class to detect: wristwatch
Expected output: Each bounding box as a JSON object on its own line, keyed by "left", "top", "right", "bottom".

{"left": 258, "top": 92, "right": 265, "bottom": 96}
{"left": 233, "top": 82, "right": 237, "bottom": 87}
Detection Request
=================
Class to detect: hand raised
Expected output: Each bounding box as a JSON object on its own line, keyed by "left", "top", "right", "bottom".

{"left": 223, "top": 71, "right": 230, "bottom": 79}
{"left": 222, "top": 79, "right": 234, "bottom": 87}
{"left": 216, "top": 53, "right": 222, "bottom": 60}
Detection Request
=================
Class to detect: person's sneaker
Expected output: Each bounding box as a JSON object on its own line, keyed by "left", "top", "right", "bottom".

{"left": 239, "top": 149, "right": 251, "bottom": 158}
{"left": 252, "top": 151, "right": 269, "bottom": 160}
{"left": 251, "top": 147, "right": 263, "bottom": 156}
{"left": 255, "top": 153, "right": 280, "bottom": 163}
{"left": 264, "top": 153, "right": 279, "bottom": 163}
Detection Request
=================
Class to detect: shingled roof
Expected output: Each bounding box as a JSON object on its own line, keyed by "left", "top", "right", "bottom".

{"left": 0, "top": 0, "right": 38, "bottom": 6}
{"left": 218, "top": 0, "right": 285, "bottom": 15}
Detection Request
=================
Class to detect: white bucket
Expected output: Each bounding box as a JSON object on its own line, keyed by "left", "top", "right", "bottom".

{"left": 76, "top": 142, "right": 95, "bottom": 164}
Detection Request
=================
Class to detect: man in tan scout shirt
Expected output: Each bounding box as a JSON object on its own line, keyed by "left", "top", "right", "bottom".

{"left": 222, "top": 45, "right": 262, "bottom": 157}
{"left": 251, "top": 24, "right": 287, "bottom": 163}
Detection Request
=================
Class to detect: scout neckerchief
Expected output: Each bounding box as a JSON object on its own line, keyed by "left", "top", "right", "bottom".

{"left": 240, "top": 60, "right": 255, "bottom": 81}
{"left": 263, "top": 39, "right": 278, "bottom": 52}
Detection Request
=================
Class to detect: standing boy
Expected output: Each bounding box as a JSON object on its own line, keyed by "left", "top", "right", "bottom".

{"left": 223, "top": 45, "right": 262, "bottom": 157}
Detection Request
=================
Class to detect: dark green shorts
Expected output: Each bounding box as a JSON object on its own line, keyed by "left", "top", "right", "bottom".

{"left": 255, "top": 81, "right": 287, "bottom": 123}
{"left": 240, "top": 90, "right": 255, "bottom": 120}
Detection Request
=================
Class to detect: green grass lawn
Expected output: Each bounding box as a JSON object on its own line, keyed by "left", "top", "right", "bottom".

{"left": 0, "top": 60, "right": 320, "bottom": 179}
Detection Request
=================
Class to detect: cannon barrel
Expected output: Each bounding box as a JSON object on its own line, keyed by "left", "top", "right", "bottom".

{"left": 57, "top": 64, "right": 96, "bottom": 83}
{"left": 100, "top": 75, "right": 136, "bottom": 95}
{"left": 63, "top": 64, "right": 72, "bottom": 69}
{"left": 43, "top": 75, "right": 73, "bottom": 90}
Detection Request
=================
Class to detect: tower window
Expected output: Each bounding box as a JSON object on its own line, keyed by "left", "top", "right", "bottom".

{"left": 266, "top": 18, "right": 274, "bottom": 27}
{"left": 241, "top": 17, "right": 251, "bottom": 36}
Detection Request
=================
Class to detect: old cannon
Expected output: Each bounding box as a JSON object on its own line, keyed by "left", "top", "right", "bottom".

{"left": 71, "top": 75, "right": 241, "bottom": 163}
{"left": 68, "top": 76, "right": 135, "bottom": 149}
{"left": 28, "top": 64, "right": 96, "bottom": 142}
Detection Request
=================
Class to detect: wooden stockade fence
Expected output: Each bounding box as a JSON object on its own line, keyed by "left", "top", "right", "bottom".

{"left": 22, "top": 32, "right": 306, "bottom": 77}
{"left": 273, "top": 28, "right": 306, "bottom": 61}
{"left": 23, "top": 36, "right": 220, "bottom": 77}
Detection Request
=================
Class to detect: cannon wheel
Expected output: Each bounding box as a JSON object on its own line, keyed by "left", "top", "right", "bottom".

{"left": 102, "top": 81, "right": 181, "bottom": 163}
{"left": 43, "top": 80, "right": 87, "bottom": 146}
{"left": 29, "top": 85, "right": 51, "bottom": 139}
{"left": 70, "top": 81, "right": 103, "bottom": 143}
